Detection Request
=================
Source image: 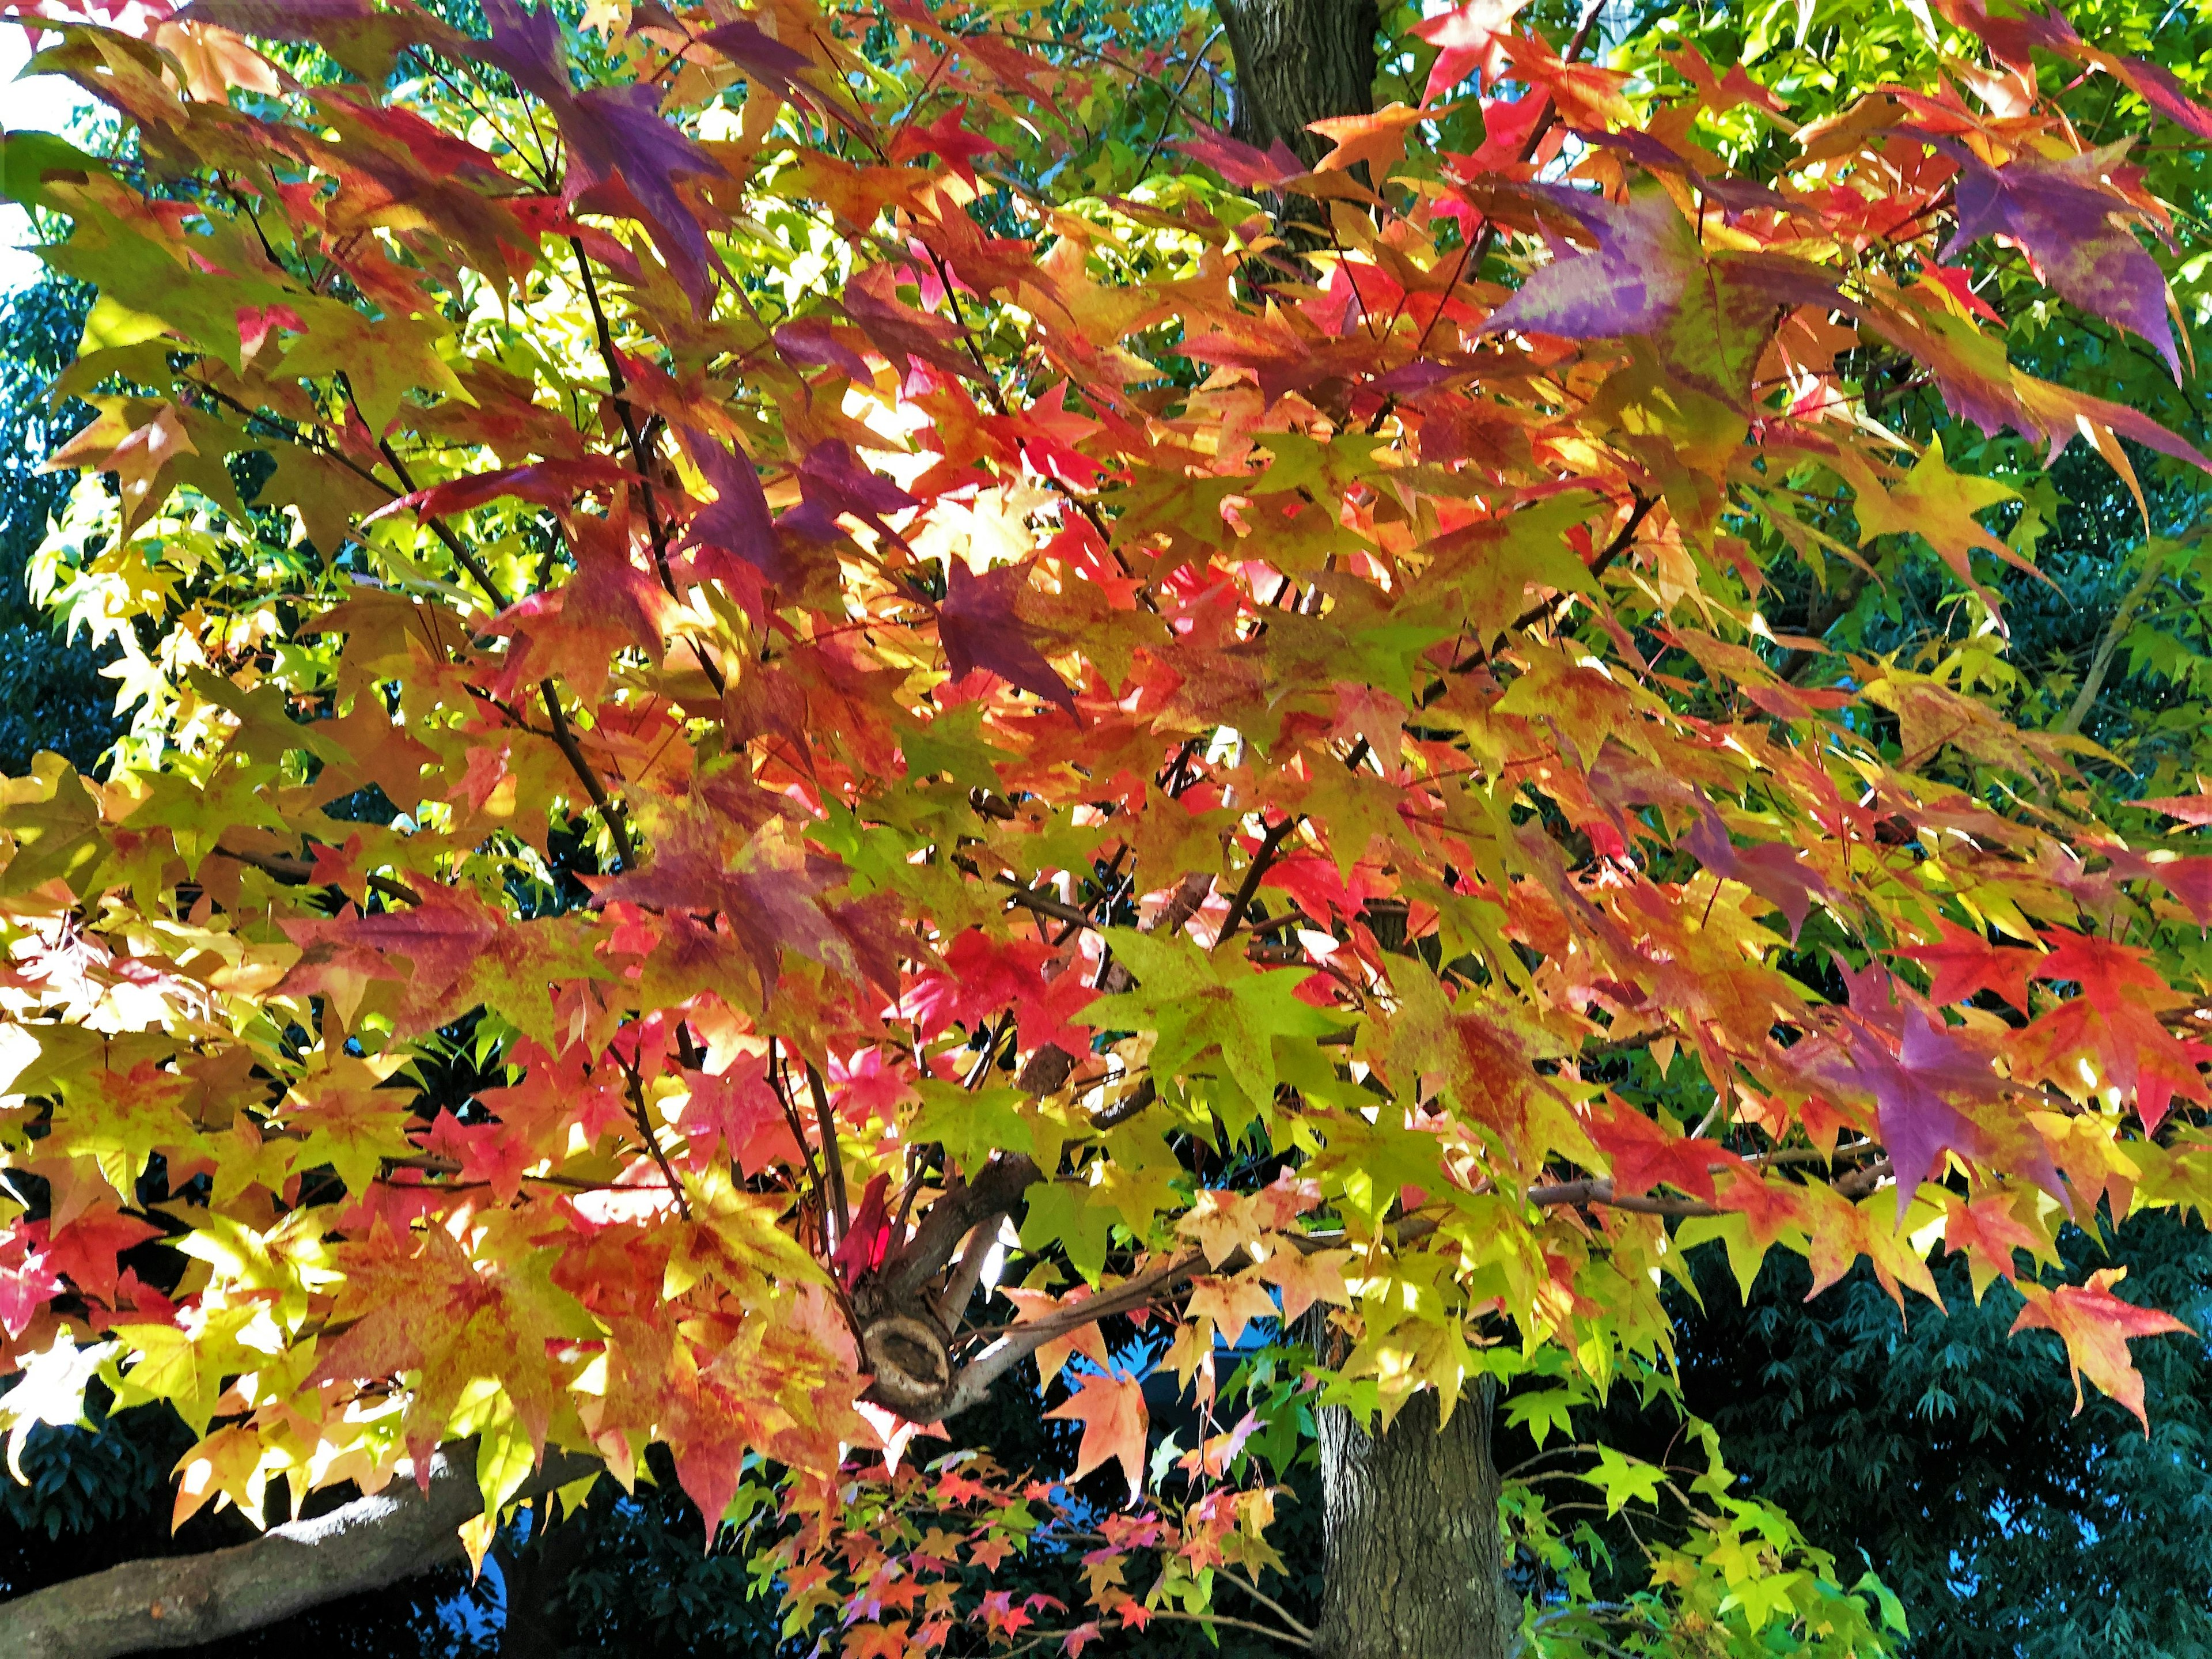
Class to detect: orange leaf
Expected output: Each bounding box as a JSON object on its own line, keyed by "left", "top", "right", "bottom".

{"left": 2010, "top": 1267, "right": 2191, "bottom": 1430}
{"left": 1044, "top": 1370, "right": 1149, "bottom": 1502}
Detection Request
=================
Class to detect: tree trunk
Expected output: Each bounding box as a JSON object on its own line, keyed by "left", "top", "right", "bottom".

{"left": 1216, "top": 0, "right": 1380, "bottom": 163}
{"left": 1317, "top": 1385, "right": 1516, "bottom": 1659}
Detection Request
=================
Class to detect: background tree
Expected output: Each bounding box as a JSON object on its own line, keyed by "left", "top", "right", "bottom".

{"left": 0, "top": 3, "right": 2207, "bottom": 1659}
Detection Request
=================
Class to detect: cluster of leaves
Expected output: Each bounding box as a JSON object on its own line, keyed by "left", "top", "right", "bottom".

{"left": 0, "top": 0, "right": 2208, "bottom": 1654}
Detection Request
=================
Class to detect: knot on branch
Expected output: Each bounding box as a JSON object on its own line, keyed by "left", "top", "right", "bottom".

{"left": 860, "top": 1313, "right": 953, "bottom": 1418}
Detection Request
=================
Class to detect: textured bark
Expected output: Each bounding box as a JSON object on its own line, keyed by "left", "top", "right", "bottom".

{"left": 1217, "top": 0, "right": 1381, "bottom": 162}
{"left": 1317, "top": 1385, "right": 1515, "bottom": 1659}
{"left": 0, "top": 1441, "right": 594, "bottom": 1659}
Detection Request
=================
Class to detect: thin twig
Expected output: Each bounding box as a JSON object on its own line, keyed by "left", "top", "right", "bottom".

{"left": 615, "top": 1052, "right": 692, "bottom": 1221}
{"left": 1214, "top": 815, "right": 1299, "bottom": 949}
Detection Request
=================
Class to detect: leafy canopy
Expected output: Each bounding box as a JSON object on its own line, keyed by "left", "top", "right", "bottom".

{"left": 0, "top": 0, "right": 2209, "bottom": 1653}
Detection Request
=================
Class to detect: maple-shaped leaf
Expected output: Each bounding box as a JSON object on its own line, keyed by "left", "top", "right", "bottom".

{"left": 1937, "top": 0, "right": 2212, "bottom": 143}
{"left": 1478, "top": 185, "right": 1832, "bottom": 404}
{"left": 773, "top": 317, "right": 873, "bottom": 382}
{"left": 1255, "top": 1245, "right": 1351, "bottom": 1323}
{"left": 1896, "top": 921, "right": 2039, "bottom": 1012}
{"left": 887, "top": 106, "right": 1003, "bottom": 187}
{"left": 45, "top": 1203, "right": 163, "bottom": 1305}
{"left": 840, "top": 266, "right": 984, "bottom": 384}
{"left": 939, "top": 562, "right": 1078, "bottom": 713}
{"left": 1308, "top": 104, "right": 1429, "bottom": 175}
{"left": 1940, "top": 1192, "right": 2050, "bottom": 1297}
{"left": 1087, "top": 927, "right": 1346, "bottom": 1117}
{"left": 1683, "top": 806, "right": 1838, "bottom": 942}
{"left": 842, "top": 1623, "right": 912, "bottom": 1659}
{"left": 2010, "top": 1267, "right": 2191, "bottom": 1430}
{"left": 385, "top": 457, "right": 639, "bottom": 523}
{"left": 783, "top": 440, "right": 918, "bottom": 549}
{"left": 596, "top": 813, "right": 865, "bottom": 999}
{"left": 1169, "top": 125, "right": 1305, "bottom": 190}
{"left": 1588, "top": 1099, "right": 1741, "bottom": 1202}
{"left": 677, "top": 425, "right": 789, "bottom": 589}
{"left": 902, "top": 930, "right": 1096, "bottom": 1058}
{"left": 1665, "top": 41, "right": 1791, "bottom": 115}
{"left": 477, "top": 0, "right": 727, "bottom": 308}
{"left": 1848, "top": 1002, "right": 1997, "bottom": 1211}
{"left": 1836, "top": 432, "right": 2029, "bottom": 603}
{"left": 1185, "top": 1274, "right": 1278, "bottom": 1346}
{"left": 1045, "top": 1369, "right": 1148, "bottom": 1502}
{"left": 673, "top": 1056, "right": 801, "bottom": 1176}
{"left": 1413, "top": 0, "right": 1527, "bottom": 103}
{"left": 0, "top": 1227, "right": 62, "bottom": 1339}
{"left": 2020, "top": 930, "right": 2208, "bottom": 1131}
{"left": 171, "top": 1424, "right": 271, "bottom": 1532}
{"left": 277, "top": 885, "right": 501, "bottom": 1036}
{"left": 1942, "top": 144, "right": 2177, "bottom": 374}
{"left": 695, "top": 18, "right": 812, "bottom": 105}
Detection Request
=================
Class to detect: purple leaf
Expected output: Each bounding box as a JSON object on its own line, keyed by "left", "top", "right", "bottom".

{"left": 1849, "top": 1005, "right": 1993, "bottom": 1217}
{"left": 1479, "top": 187, "right": 1694, "bottom": 341}
{"left": 678, "top": 426, "right": 792, "bottom": 587}
{"left": 775, "top": 317, "right": 873, "bottom": 383}
{"left": 1944, "top": 146, "right": 2177, "bottom": 375}
{"left": 696, "top": 19, "right": 813, "bottom": 105}
{"left": 939, "top": 562, "right": 1078, "bottom": 713}
{"left": 843, "top": 266, "right": 986, "bottom": 384}
{"left": 476, "top": 1, "right": 728, "bottom": 310}
{"left": 1940, "top": 0, "right": 2212, "bottom": 142}
{"left": 782, "top": 441, "right": 917, "bottom": 547}
{"left": 1683, "top": 806, "right": 1834, "bottom": 941}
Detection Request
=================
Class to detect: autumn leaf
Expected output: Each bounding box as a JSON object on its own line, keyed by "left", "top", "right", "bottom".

{"left": 939, "top": 561, "right": 1078, "bottom": 713}
{"left": 1046, "top": 1369, "right": 1149, "bottom": 1502}
{"left": 1897, "top": 921, "right": 2040, "bottom": 1012}
{"left": 2011, "top": 1267, "right": 2192, "bottom": 1430}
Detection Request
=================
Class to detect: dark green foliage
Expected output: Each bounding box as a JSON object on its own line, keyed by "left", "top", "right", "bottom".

{"left": 1675, "top": 1213, "right": 2212, "bottom": 1658}
{"left": 0, "top": 274, "right": 116, "bottom": 775}
{"left": 520, "top": 1446, "right": 782, "bottom": 1657}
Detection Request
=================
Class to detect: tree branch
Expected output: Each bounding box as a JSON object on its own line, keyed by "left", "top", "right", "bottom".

{"left": 0, "top": 1442, "right": 593, "bottom": 1659}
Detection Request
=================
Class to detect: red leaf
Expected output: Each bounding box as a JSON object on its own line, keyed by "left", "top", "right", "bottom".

{"left": 887, "top": 107, "right": 1003, "bottom": 187}
{"left": 832, "top": 1173, "right": 896, "bottom": 1286}
{"left": 46, "top": 1205, "right": 162, "bottom": 1305}
{"left": 384, "top": 458, "right": 639, "bottom": 522}
{"left": 1588, "top": 1099, "right": 1738, "bottom": 1202}
{"left": 0, "top": 1226, "right": 63, "bottom": 1338}
{"left": 1413, "top": 0, "right": 1526, "bottom": 103}
{"left": 1896, "top": 921, "right": 2038, "bottom": 1012}
{"left": 1168, "top": 125, "right": 1304, "bottom": 191}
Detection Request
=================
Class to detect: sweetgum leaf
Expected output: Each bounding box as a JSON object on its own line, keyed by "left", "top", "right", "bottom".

{"left": 939, "top": 562, "right": 1078, "bottom": 713}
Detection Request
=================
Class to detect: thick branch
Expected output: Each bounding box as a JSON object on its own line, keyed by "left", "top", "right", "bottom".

{"left": 0, "top": 1442, "right": 593, "bottom": 1659}
{"left": 870, "top": 1153, "right": 1041, "bottom": 1309}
